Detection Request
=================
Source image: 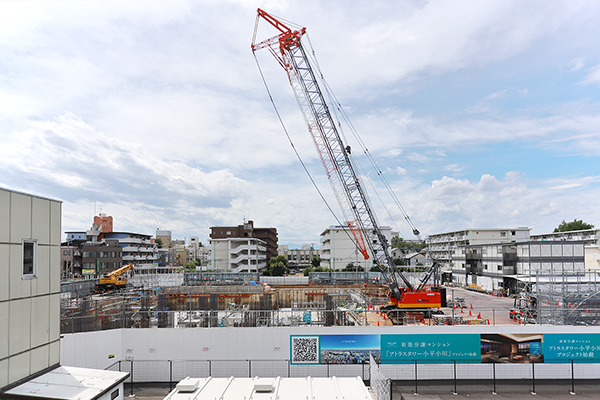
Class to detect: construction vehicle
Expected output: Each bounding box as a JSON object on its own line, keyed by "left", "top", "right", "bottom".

{"left": 95, "top": 263, "right": 135, "bottom": 293}
{"left": 252, "top": 9, "right": 446, "bottom": 324}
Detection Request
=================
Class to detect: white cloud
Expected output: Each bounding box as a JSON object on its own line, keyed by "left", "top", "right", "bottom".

{"left": 443, "top": 164, "right": 462, "bottom": 172}
{"left": 485, "top": 89, "right": 507, "bottom": 100}
{"left": 581, "top": 63, "right": 600, "bottom": 85}
{"left": 1, "top": 1, "right": 600, "bottom": 244}
{"left": 567, "top": 58, "right": 585, "bottom": 72}
{"left": 389, "top": 172, "right": 600, "bottom": 236}
{"left": 406, "top": 153, "right": 430, "bottom": 163}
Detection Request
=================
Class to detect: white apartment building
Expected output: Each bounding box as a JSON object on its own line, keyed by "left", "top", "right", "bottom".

{"left": 427, "top": 228, "right": 531, "bottom": 269}
{"left": 210, "top": 237, "right": 267, "bottom": 273}
{"left": 530, "top": 228, "right": 599, "bottom": 245}
{"left": 452, "top": 240, "right": 585, "bottom": 294}
{"left": 319, "top": 225, "right": 392, "bottom": 270}
{"left": 530, "top": 228, "right": 600, "bottom": 272}
{"left": 105, "top": 232, "right": 160, "bottom": 268}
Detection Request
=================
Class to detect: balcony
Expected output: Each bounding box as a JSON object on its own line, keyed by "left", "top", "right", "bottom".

{"left": 230, "top": 244, "right": 251, "bottom": 254}
{"left": 120, "top": 238, "right": 142, "bottom": 244}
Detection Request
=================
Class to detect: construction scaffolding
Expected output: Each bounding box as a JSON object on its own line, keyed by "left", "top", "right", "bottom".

{"left": 530, "top": 271, "right": 600, "bottom": 326}
{"left": 60, "top": 285, "right": 385, "bottom": 333}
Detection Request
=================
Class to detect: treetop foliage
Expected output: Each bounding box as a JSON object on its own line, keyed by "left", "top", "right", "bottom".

{"left": 553, "top": 219, "right": 594, "bottom": 233}
{"left": 391, "top": 236, "right": 426, "bottom": 252}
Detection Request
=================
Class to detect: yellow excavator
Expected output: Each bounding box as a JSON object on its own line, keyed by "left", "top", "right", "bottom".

{"left": 95, "top": 263, "right": 135, "bottom": 293}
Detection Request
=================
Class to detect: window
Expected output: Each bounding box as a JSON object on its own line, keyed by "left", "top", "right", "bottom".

{"left": 111, "top": 389, "right": 119, "bottom": 400}
{"left": 500, "top": 232, "right": 506, "bottom": 237}
{"left": 484, "top": 264, "right": 488, "bottom": 270}
{"left": 23, "top": 240, "right": 37, "bottom": 278}
{"left": 497, "top": 265, "right": 502, "bottom": 271}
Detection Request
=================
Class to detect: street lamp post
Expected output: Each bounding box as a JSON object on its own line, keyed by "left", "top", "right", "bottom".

{"left": 451, "top": 288, "right": 455, "bottom": 325}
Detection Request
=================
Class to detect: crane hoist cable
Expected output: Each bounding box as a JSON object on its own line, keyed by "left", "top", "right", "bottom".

{"left": 252, "top": 52, "right": 364, "bottom": 256}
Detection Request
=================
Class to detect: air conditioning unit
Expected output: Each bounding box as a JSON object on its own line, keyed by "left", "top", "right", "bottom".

{"left": 176, "top": 377, "right": 200, "bottom": 392}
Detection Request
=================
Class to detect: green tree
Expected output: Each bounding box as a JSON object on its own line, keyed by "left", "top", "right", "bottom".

{"left": 554, "top": 219, "right": 594, "bottom": 233}
{"left": 370, "top": 264, "right": 385, "bottom": 273}
{"left": 311, "top": 255, "right": 321, "bottom": 267}
{"left": 184, "top": 260, "right": 199, "bottom": 272}
{"left": 263, "top": 255, "right": 289, "bottom": 276}
{"left": 393, "top": 258, "right": 404, "bottom": 265}
{"left": 391, "top": 236, "right": 426, "bottom": 252}
{"left": 302, "top": 265, "right": 332, "bottom": 276}
{"left": 155, "top": 238, "right": 164, "bottom": 248}
{"left": 343, "top": 263, "right": 364, "bottom": 272}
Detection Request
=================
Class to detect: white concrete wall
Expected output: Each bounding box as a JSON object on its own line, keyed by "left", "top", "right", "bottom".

{"left": 129, "top": 273, "right": 184, "bottom": 288}
{"left": 585, "top": 246, "right": 600, "bottom": 271}
{"left": 0, "top": 188, "right": 62, "bottom": 390}
{"left": 61, "top": 325, "right": 600, "bottom": 368}
{"left": 322, "top": 226, "right": 392, "bottom": 271}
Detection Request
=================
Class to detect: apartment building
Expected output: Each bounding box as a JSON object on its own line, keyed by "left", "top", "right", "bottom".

{"left": 529, "top": 228, "right": 600, "bottom": 272}
{"left": 209, "top": 220, "right": 277, "bottom": 272}
{"left": 319, "top": 225, "right": 392, "bottom": 270}
{"left": 210, "top": 237, "right": 267, "bottom": 273}
{"left": 104, "top": 231, "right": 159, "bottom": 267}
{"left": 530, "top": 228, "right": 599, "bottom": 245}
{"left": 156, "top": 229, "right": 173, "bottom": 248}
{"left": 61, "top": 216, "right": 160, "bottom": 278}
{"left": 426, "top": 228, "right": 531, "bottom": 269}
{"left": 278, "top": 244, "right": 318, "bottom": 270}
{"left": 452, "top": 240, "right": 585, "bottom": 293}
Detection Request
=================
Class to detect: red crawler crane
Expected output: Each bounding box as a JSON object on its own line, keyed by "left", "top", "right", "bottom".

{"left": 252, "top": 9, "right": 446, "bottom": 323}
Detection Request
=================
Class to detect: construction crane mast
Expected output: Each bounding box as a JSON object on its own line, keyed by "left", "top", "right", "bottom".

{"left": 252, "top": 9, "right": 445, "bottom": 317}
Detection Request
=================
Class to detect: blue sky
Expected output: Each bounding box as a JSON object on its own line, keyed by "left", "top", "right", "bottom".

{"left": 1, "top": 1, "right": 599, "bottom": 246}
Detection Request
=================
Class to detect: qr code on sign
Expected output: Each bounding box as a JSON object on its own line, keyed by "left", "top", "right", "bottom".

{"left": 291, "top": 336, "right": 319, "bottom": 364}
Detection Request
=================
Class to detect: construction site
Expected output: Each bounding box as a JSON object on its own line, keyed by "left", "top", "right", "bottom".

{"left": 59, "top": 269, "right": 600, "bottom": 334}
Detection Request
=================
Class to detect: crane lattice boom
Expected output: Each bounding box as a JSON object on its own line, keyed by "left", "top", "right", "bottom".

{"left": 252, "top": 8, "right": 414, "bottom": 298}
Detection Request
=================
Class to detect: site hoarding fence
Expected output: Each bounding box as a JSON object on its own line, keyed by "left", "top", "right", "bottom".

{"left": 105, "top": 358, "right": 598, "bottom": 398}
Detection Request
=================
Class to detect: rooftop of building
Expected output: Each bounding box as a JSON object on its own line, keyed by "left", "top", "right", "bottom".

{"left": 4, "top": 366, "right": 129, "bottom": 400}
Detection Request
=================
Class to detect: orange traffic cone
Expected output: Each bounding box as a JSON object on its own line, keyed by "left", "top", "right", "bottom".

{"left": 460, "top": 308, "right": 464, "bottom": 314}
{"left": 467, "top": 320, "right": 470, "bottom": 325}
{"left": 470, "top": 304, "right": 473, "bottom": 309}
{"left": 487, "top": 319, "right": 490, "bottom": 325}
{"left": 477, "top": 313, "right": 481, "bottom": 319}
{"left": 377, "top": 321, "right": 380, "bottom": 326}
{"left": 469, "top": 310, "right": 472, "bottom": 316}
